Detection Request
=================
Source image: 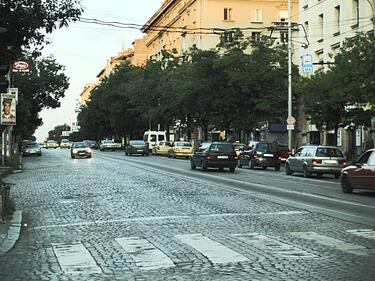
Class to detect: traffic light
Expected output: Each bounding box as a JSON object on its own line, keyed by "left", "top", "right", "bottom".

{"left": 0, "top": 63, "right": 9, "bottom": 93}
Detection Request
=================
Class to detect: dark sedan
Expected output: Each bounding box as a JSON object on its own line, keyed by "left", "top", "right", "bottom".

{"left": 125, "top": 140, "right": 149, "bottom": 156}
{"left": 70, "top": 142, "right": 92, "bottom": 159}
{"left": 341, "top": 148, "right": 375, "bottom": 193}
{"left": 238, "top": 142, "right": 281, "bottom": 171}
{"left": 190, "top": 142, "right": 238, "bottom": 172}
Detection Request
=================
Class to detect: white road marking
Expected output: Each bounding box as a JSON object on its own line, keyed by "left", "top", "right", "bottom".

{"left": 290, "top": 231, "right": 370, "bottom": 256}
{"left": 346, "top": 229, "right": 375, "bottom": 240}
{"left": 234, "top": 233, "right": 318, "bottom": 258}
{"left": 28, "top": 211, "right": 308, "bottom": 231}
{"left": 175, "top": 233, "right": 248, "bottom": 264}
{"left": 115, "top": 237, "right": 174, "bottom": 270}
{"left": 52, "top": 242, "right": 102, "bottom": 273}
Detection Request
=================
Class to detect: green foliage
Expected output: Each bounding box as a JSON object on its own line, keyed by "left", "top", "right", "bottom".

{"left": 48, "top": 124, "right": 71, "bottom": 143}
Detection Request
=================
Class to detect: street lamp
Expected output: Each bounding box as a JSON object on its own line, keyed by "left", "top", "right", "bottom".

{"left": 287, "top": 0, "right": 292, "bottom": 151}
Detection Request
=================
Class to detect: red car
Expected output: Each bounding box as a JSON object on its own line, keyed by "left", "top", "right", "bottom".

{"left": 341, "top": 148, "right": 375, "bottom": 193}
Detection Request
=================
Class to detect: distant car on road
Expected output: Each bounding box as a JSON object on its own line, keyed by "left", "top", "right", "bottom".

{"left": 168, "top": 141, "right": 193, "bottom": 158}
{"left": 190, "top": 142, "right": 237, "bottom": 172}
{"left": 341, "top": 148, "right": 375, "bottom": 193}
{"left": 125, "top": 140, "right": 149, "bottom": 156}
{"left": 60, "top": 139, "right": 71, "bottom": 148}
{"left": 238, "top": 142, "right": 281, "bottom": 171}
{"left": 152, "top": 141, "right": 171, "bottom": 156}
{"left": 285, "top": 145, "right": 346, "bottom": 178}
{"left": 70, "top": 142, "right": 92, "bottom": 159}
{"left": 22, "top": 142, "right": 42, "bottom": 157}
{"left": 46, "top": 140, "right": 58, "bottom": 149}
{"left": 99, "top": 139, "right": 121, "bottom": 151}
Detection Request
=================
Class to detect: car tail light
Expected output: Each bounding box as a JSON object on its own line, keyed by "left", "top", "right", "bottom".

{"left": 339, "top": 160, "right": 347, "bottom": 166}
{"left": 312, "top": 159, "right": 322, "bottom": 165}
{"left": 176, "top": 147, "right": 181, "bottom": 151}
{"left": 206, "top": 154, "right": 212, "bottom": 160}
{"left": 278, "top": 156, "right": 282, "bottom": 160}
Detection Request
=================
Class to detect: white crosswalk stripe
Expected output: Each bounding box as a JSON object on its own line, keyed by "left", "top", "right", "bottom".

{"left": 52, "top": 242, "right": 102, "bottom": 273}
{"left": 290, "top": 231, "right": 371, "bottom": 256}
{"left": 115, "top": 237, "right": 175, "bottom": 270}
{"left": 234, "top": 233, "right": 318, "bottom": 259}
{"left": 346, "top": 229, "right": 375, "bottom": 240}
{"left": 175, "top": 233, "right": 248, "bottom": 264}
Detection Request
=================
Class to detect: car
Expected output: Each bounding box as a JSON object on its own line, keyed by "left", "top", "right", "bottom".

{"left": 152, "top": 141, "right": 171, "bottom": 155}
{"left": 83, "top": 140, "right": 98, "bottom": 149}
{"left": 190, "top": 142, "right": 238, "bottom": 172}
{"left": 278, "top": 144, "right": 291, "bottom": 162}
{"left": 99, "top": 139, "right": 121, "bottom": 151}
{"left": 125, "top": 140, "right": 149, "bottom": 156}
{"left": 340, "top": 148, "right": 375, "bottom": 193}
{"left": 60, "top": 139, "right": 71, "bottom": 148}
{"left": 70, "top": 142, "right": 92, "bottom": 159}
{"left": 232, "top": 142, "right": 247, "bottom": 156}
{"left": 168, "top": 141, "right": 193, "bottom": 158}
{"left": 285, "top": 145, "right": 347, "bottom": 178}
{"left": 238, "top": 142, "right": 281, "bottom": 170}
{"left": 22, "top": 142, "right": 42, "bottom": 156}
{"left": 46, "top": 140, "right": 58, "bottom": 149}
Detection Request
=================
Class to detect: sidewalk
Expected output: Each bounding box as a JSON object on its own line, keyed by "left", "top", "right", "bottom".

{"left": 0, "top": 165, "right": 23, "bottom": 256}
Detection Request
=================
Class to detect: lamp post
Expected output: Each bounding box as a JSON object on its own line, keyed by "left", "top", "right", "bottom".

{"left": 287, "top": 0, "right": 292, "bottom": 151}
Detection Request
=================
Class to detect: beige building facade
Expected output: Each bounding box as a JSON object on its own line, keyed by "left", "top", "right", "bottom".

{"left": 142, "top": 0, "right": 299, "bottom": 59}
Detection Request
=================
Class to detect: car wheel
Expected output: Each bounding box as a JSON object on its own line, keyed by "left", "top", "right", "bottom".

{"left": 229, "top": 167, "right": 235, "bottom": 173}
{"left": 218, "top": 167, "right": 224, "bottom": 172}
{"left": 249, "top": 159, "right": 255, "bottom": 169}
{"left": 275, "top": 164, "right": 280, "bottom": 171}
{"left": 334, "top": 173, "right": 340, "bottom": 179}
{"left": 285, "top": 163, "right": 293, "bottom": 175}
{"left": 190, "top": 160, "right": 196, "bottom": 170}
{"left": 201, "top": 161, "right": 207, "bottom": 171}
{"left": 125, "top": 152, "right": 128, "bottom": 156}
{"left": 341, "top": 175, "right": 353, "bottom": 193}
{"left": 303, "top": 165, "right": 310, "bottom": 178}
{"left": 262, "top": 166, "right": 267, "bottom": 170}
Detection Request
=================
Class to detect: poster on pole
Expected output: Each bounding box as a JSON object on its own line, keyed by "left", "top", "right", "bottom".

{"left": 1, "top": 93, "right": 16, "bottom": 125}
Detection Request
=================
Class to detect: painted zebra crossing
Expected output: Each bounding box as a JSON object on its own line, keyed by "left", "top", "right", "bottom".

{"left": 52, "top": 229, "right": 375, "bottom": 273}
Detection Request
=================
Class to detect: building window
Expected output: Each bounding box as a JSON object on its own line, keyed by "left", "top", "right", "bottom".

{"left": 304, "top": 21, "right": 309, "bottom": 36}
{"left": 279, "top": 10, "right": 288, "bottom": 22}
{"left": 352, "top": 0, "right": 359, "bottom": 27}
{"left": 251, "top": 32, "right": 261, "bottom": 42}
{"left": 253, "top": 9, "right": 262, "bottom": 22}
{"left": 334, "top": 5, "right": 340, "bottom": 35}
{"left": 224, "top": 8, "right": 232, "bottom": 21}
{"left": 318, "top": 14, "right": 324, "bottom": 42}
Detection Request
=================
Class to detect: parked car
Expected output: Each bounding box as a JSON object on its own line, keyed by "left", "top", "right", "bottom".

{"left": 152, "top": 141, "right": 171, "bottom": 155}
{"left": 60, "top": 139, "right": 71, "bottom": 148}
{"left": 70, "top": 142, "right": 92, "bottom": 159}
{"left": 46, "top": 140, "right": 58, "bottom": 149}
{"left": 285, "top": 145, "right": 346, "bottom": 178}
{"left": 190, "top": 142, "right": 238, "bottom": 172}
{"left": 238, "top": 142, "right": 281, "bottom": 170}
{"left": 168, "top": 141, "right": 193, "bottom": 158}
{"left": 22, "top": 142, "right": 42, "bottom": 157}
{"left": 125, "top": 140, "right": 149, "bottom": 156}
{"left": 99, "top": 139, "right": 121, "bottom": 151}
{"left": 341, "top": 148, "right": 375, "bottom": 193}
{"left": 232, "top": 142, "right": 247, "bottom": 156}
{"left": 278, "top": 144, "right": 291, "bottom": 162}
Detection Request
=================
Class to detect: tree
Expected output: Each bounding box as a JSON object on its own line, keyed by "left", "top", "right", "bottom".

{"left": 12, "top": 55, "right": 70, "bottom": 140}
{"left": 0, "top": 0, "right": 83, "bottom": 62}
{"left": 48, "top": 124, "right": 71, "bottom": 143}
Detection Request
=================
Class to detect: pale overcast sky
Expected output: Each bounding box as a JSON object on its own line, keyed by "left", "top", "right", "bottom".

{"left": 34, "top": 0, "right": 162, "bottom": 141}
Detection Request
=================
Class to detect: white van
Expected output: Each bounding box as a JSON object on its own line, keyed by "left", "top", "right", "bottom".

{"left": 143, "top": 131, "right": 167, "bottom": 150}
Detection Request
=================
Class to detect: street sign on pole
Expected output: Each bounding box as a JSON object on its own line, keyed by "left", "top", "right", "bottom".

{"left": 286, "top": 116, "right": 296, "bottom": 125}
{"left": 287, "top": 124, "right": 295, "bottom": 130}
{"left": 301, "top": 54, "right": 313, "bottom": 74}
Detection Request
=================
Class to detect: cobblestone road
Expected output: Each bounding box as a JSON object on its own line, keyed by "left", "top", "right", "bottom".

{"left": 0, "top": 149, "right": 374, "bottom": 280}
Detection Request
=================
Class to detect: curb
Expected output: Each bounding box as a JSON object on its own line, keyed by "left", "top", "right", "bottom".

{"left": 0, "top": 210, "right": 22, "bottom": 256}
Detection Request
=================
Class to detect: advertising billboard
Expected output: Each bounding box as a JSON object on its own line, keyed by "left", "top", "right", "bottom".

{"left": 1, "top": 93, "right": 16, "bottom": 125}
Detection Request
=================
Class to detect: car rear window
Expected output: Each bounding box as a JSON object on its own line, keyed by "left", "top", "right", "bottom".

{"left": 315, "top": 147, "right": 344, "bottom": 157}
{"left": 130, "top": 140, "right": 145, "bottom": 145}
{"left": 257, "top": 143, "right": 279, "bottom": 153}
{"left": 176, "top": 142, "right": 191, "bottom": 147}
{"left": 209, "top": 143, "right": 233, "bottom": 153}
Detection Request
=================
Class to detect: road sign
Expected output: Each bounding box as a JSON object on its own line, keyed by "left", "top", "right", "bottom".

{"left": 12, "top": 61, "right": 30, "bottom": 73}
{"left": 286, "top": 116, "right": 296, "bottom": 125}
{"left": 301, "top": 54, "right": 313, "bottom": 74}
{"left": 287, "top": 124, "right": 294, "bottom": 130}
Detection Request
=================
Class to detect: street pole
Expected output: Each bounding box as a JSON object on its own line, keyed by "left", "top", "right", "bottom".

{"left": 287, "top": 0, "right": 292, "bottom": 151}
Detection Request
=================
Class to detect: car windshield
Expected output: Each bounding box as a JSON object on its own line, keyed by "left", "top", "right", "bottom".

{"left": 197, "top": 142, "right": 211, "bottom": 152}
{"left": 74, "top": 142, "right": 87, "bottom": 148}
{"left": 316, "top": 147, "right": 344, "bottom": 157}
{"left": 47, "top": 140, "right": 56, "bottom": 143}
{"left": 102, "top": 140, "right": 113, "bottom": 144}
{"left": 25, "top": 143, "right": 38, "bottom": 148}
{"left": 130, "top": 140, "right": 145, "bottom": 145}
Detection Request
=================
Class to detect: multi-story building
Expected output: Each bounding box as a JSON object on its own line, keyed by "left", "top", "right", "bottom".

{"left": 298, "top": 0, "right": 375, "bottom": 156}
{"left": 142, "top": 0, "right": 299, "bottom": 59}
